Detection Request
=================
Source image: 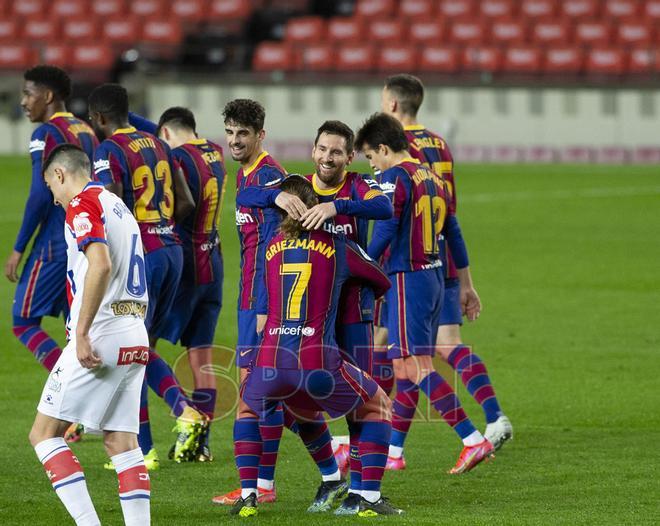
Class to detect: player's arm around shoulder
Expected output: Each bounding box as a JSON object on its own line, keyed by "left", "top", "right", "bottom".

{"left": 335, "top": 173, "right": 393, "bottom": 220}
{"left": 93, "top": 142, "right": 124, "bottom": 199}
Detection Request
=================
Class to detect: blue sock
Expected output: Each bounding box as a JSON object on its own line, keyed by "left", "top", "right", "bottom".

{"left": 298, "top": 421, "right": 337, "bottom": 477}
{"left": 359, "top": 421, "right": 391, "bottom": 493}
{"left": 146, "top": 350, "right": 191, "bottom": 417}
{"left": 348, "top": 419, "right": 363, "bottom": 492}
{"left": 258, "top": 404, "right": 284, "bottom": 482}
{"left": 138, "top": 378, "right": 153, "bottom": 454}
{"left": 419, "top": 371, "right": 477, "bottom": 440}
{"left": 234, "top": 418, "right": 262, "bottom": 490}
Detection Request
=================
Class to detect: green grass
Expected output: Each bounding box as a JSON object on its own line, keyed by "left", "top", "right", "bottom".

{"left": 0, "top": 157, "right": 658, "bottom": 524}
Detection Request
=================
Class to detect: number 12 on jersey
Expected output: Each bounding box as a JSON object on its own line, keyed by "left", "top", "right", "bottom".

{"left": 415, "top": 195, "right": 447, "bottom": 254}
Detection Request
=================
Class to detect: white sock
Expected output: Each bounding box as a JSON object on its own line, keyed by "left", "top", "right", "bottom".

{"left": 241, "top": 488, "right": 257, "bottom": 500}
{"left": 35, "top": 437, "right": 100, "bottom": 526}
{"left": 388, "top": 445, "right": 403, "bottom": 458}
{"left": 362, "top": 490, "right": 381, "bottom": 503}
{"left": 322, "top": 469, "right": 341, "bottom": 482}
{"left": 112, "top": 448, "right": 150, "bottom": 526}
{"left": 257, "top": 478, "right": 274, "bottom": 491}
{"left": 462, "top": 430, "right": 485, "bottom": 447}
{"left": 348, "top": 489, "right": 362, "bottom": 496}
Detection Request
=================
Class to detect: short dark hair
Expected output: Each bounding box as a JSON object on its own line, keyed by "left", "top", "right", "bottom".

{"left": 42, "top": 144, "right": 90, "bottom": 177}
{"left": 223, "top": 99, "right": 265, "bottom": 132}
{"left": 88, "top": 83, "right": 129, "bottom": 123}
{"left": 279, "top": 175, "right": 318, "bottom": 239}
{"left": 157, "top": 106, "right": 197, "bottom": 135}
{"left": 384, "top": 74, "right": 424, "bottom": 117}
{"left": 24, "top": 65, "right": 71, "bottom": 101}
{"left": 355, "top": 113, "right": 409, "bottom": 153}
{"left": 314, "top": 120, "right": 354, "bottom": 153}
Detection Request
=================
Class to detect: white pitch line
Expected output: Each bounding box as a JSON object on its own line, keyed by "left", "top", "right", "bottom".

{"left": 461, "top": 185, "right": 660, "bottom": 203}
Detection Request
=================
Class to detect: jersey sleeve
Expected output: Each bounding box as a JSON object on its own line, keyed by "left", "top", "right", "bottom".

{"left": 345, "top": 239, "right": 391, "bottom": 299}
{"left": 442, "top": 214, "right": 469, "bottom": 269}
{"left": 93, "top": 142, "right": 126, "bottom": 186}
{"left": 333, "top": 174, "right": 393, "bottom": 219}
{"left": 67, "top": 195, "right": 107, "bottom": 252}
{"left": 235, "top": 167, "right": 284, "bottom": 208}
{"left": 128, "top": 112, "right": 158, "bottom": 135}
{"left": 367, "top": 167, "right": 407, "bottom": 261}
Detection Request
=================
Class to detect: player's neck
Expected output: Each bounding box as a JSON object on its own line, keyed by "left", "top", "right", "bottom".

{"left": 388, "top": 151, "right": 412, "bottom": 169}
{"left": 241, "top": 147, "right": 265, "bottom": 169}
{"left": 108, "top": 120, "right": 130, "bottom": 136}
{"left": 43, "top": 103, "right": 67, "bottom": 122}
{"left": 314, "top": 170, "right": 346, "bottom": 190}
{"left": 397, "top": 113, "right": 418, "bottom": 127}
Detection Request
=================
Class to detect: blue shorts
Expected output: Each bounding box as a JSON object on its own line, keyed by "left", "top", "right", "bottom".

{"left": 439, "top": 278, "right": 463, "bottom": 326}
{"left": 236, "top": 308, "right": 260, "bottom": 368}
{"left": 336, "top": 321, "right": 373, "bottom": 375}
{"left": 145, "top": 245, "right": 183, "bottom": 337}
{"left": 159, "top": 251, "right": 223, "bottom": 348}
{"left": 374, "top": 297, "right": 387, "bottom": 328}
{"left": 241, "top": 362, "right": 378, "bottom": 420}
{"left": 13, "top": 252, "right": 67, "bottom": 320}
{"left": 386, "top": 268, "right": 444, "bottom": 359}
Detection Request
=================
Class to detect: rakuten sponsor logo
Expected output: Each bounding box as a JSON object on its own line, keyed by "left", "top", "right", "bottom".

{"left": 268, "top": 326, "right": 315, "bottom": 337}
{"left": 236, "top": 210, "right": 255, "bottom": 225}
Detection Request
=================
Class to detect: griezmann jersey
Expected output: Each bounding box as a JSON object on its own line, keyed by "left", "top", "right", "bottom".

{"left": 172, "top": 138, "right": 226, "bottom": 285}
{"left": 235, "top": 151, "right": 286, "bottom": 313}
{"left": 305, "top": 171, "right": 392, "bottom": 324}
{"left": 368, "top": 158, "right": 450, "bottom": 273}
{"left": 92, "top": 127, "right": 180, "bottom": 253}
{"left": 64, "top": 182, "right": 148, "bottom": 339}
{"left": 405, "top": 124, "right": 458, "bottom": 279}
{"left": 258, "top": 230, "right": 390, "bottom": 370}
{"left": 15, "top": 112, "right": 98, "bottom": 260}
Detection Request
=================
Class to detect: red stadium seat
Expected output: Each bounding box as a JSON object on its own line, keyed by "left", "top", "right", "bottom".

{"left": 603, "top": 0, "right": 639, "bottom": 18}
{"left": 520, "top": 0, "right": 558, "bottom": 19}
{"left": 91, "top": 0, "right": 125, "bottom": 17}
{"left": 51, "top": 0, "right": 88, "bottom": 18}
{"left": 22, "top": 19, "right": 60, "bottom": 42}
{"left": 297, "top": 44, "right": 333, "bottom": 71}
{"left": 644, "top": 1, "right": 660, "bottom": 20}
{"left": 252, "top": 42, "right": 294, "bottom": 71}
{"left": 503, "top": 46, "right": 542, "bottom": 72}
{"left": 355, "top": 0, "right": 396, "bottom": 18}
{"left": 449, "top": 20, "right": 486, "bottom": 45}
{"left": 544, "top": 46, "right": 584, "bottom": 73}
{"left": 208, "top": 0, "right": 253, "bottom": 21}
{"left": 560, "top": 0, "right": 600, "bottom": 20}
{"left": 418, "top": 45, "right": 459, "bottom": 72}
{"left": 531, "top": 20, "right": 572, "bottom": 44}
{"left": 103, "top": 18, "right": 140, "bottom": 46}
{"left": 0, "top": 44, "right": 33, "bottom": 69}
{"left": 0, "top": 20, "right": 19, "bottom": 43}
{"left": 170, "top": 0, "right": 207, "bottom": 22}
{"left": 490, "top": 19, "right": 528, "bottom": 44}
{"left": 585, "top": 48, "right": 626, "bottom": 74}
{"left": 574, "top": 22, "right": 612, "bottom": 47}
{"left": 327, "top": 17, "right": 364, "bottom": 43}
{"left": 408, "top": 21, "right": 445, "bottom": 44}
{"left": 141, "top": 19, "right": 183, "bottom": 45}
{"left": 62, "top": 17, "right": 98, "bottom": 41}
{"left": 377, "top": 45, "right": 417, "bottom": 71}
{"left": 337, "top": 44, "right": 375, "bottom": 72}
{"left": 399, "top": 0, "right": 435, "bottom": 19}
{"left": 462, "top": 46, "right": 503, "bottom": 72}
{"left": 285, "top": 16, "right": 325, "bottom": 43}
{"left": 39, "top": 44, "right": 72, "bottom": 67}
{"left": 12, "top": 0, "right": 46, "bottom": 17}
{"left": 617, "top": 22, "right": 654, "bottom": 47}
{"left": 480, "top": 0, "right": 517, "bottom": 19}
{"left": 439, "top": 0, "right": 474, "bottom": 19}
{"left": 367, "top": 19, "right": 405, "bottom": 42}
{"left": 628, "top": 48, "right": 658, "bottom": 73}
{"left": 71, "top": 44, "right": 116, "bottom": 70}
{"left": 130, "top": 0, "right": 165, "bottom": 18}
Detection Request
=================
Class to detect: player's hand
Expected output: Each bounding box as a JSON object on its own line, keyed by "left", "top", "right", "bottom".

{"left": 256, "top": 314, "right": 267, "bottom": 335}
{"left": 4, "top": 250, "right": 23, "bottom": 282}
{"left": 76, "top": 334, "right": 102, "bottom": 369}
{"left": 300, "top": 202, "right": 337, "bottom": 230}
{"left": 460, "top": 286, "right": 482, "bottom": 322}
{"left": 275, "top": 192, "right": 308, "bottom": 220}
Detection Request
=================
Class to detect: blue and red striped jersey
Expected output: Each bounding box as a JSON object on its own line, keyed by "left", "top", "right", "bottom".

{"left": 172, "top": 138, "right": 226, "bottom": 285}
{"left": 257, "top": 229, "right": 390, "bottom": 370}
{"left": 92, "top": 127, "right": 180, "bottom": 253}
{"left": 15, "top": 112, "right": 98, "bottom": 260}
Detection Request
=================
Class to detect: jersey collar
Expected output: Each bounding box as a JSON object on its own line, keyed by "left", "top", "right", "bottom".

{"left": 49, "top": 112, "right": 73, "bottom": 120}
{"left": 243, "top": 151, "right": 268, "bottom": 177}
{"left": 404, "top": 124, "right": 425, "bottom": 131}
{"left": 113, "top": 126, "right": 137, "bottom": 135}
{"left": 186, "top": 138, "right": 207, "bottom": 145}
{"left": 398, "top": 157, "right": 419, "bottom": 165}
{"left": 312, "top": 171, "right": 348, "bottom": 195}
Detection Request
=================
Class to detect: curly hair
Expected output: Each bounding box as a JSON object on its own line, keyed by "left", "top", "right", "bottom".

{"left": 355, "top": 112, "right": 409, "bottom": 153}
{"left": 278, "top": 175, "right": 318, "bottom": 239}
{"left": 24, "top": 65, "right": 71, "bottom": 101}
{"left": 223, "top": 99, "right": 265, "bottom": 132}
{"left": 88, "top": 83, "right": 129, "bottom": 123}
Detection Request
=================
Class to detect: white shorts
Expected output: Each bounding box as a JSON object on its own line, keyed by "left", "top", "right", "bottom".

{"left": 37, "top": 323, "right": 149, "bottom": 433}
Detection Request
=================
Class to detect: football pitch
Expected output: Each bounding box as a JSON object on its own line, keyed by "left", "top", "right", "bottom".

{"left": 0, "top": 156, "right": 658, "bottom": 525}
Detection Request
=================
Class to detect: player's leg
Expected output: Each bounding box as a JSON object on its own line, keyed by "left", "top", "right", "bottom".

{"left": 188, "top": 346, "right": 217, "bottom": 460}
{"left": 29, "top": 413, "right": 100, "bottom": 526}
{"left": 372, "top": 298, "right": 394, "bottom": 395}
{"left": 12, "top": 253, "right": 67, "bottom": 371}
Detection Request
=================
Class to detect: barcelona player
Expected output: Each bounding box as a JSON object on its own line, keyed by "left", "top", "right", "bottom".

{"left": 5, "top": 66, "right": 97, "bottom": 376}
{"left": 357, "top": 113, "right": 494, "bottom": 475}
{"left": 381, "top": 74, "right": 512, "bottom": 461}
{"left": 89, "top": 84, "right": 207, "bottom": 468}
{"left": 155, "top": 107, "right": 227, "bottom": 462}
{"left": 212, "top": 99, "right": 309, "bottom": 506}
{"left": 233, "top": 175, "right": 402, "bottom": 517}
